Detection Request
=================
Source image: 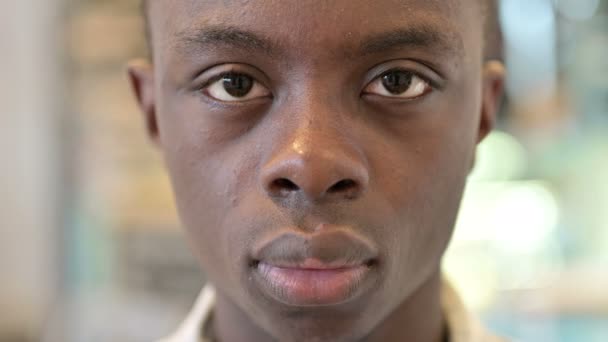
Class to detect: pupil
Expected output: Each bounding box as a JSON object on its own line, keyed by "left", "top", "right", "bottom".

{"left": 223, "top": 73, "right": 254, "bottom": 97}
{"left": 382, "top": 71, "right": 412, "bottom": 94}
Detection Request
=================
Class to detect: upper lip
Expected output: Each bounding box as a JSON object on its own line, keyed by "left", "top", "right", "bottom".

{"left": 252, "top": 227, "right": 378, "bottom": 270}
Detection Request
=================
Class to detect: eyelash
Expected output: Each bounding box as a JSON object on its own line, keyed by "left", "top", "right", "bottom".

{"left": 201, "top": 70, "right": 248, "bottom": 89}
{"left": 375, "top": 68, "right": 437, "bottom": 89}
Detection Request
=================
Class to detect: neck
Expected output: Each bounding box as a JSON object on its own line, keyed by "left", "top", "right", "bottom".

{"left": 212, "top": 270, "right": 445, "bottom": 342}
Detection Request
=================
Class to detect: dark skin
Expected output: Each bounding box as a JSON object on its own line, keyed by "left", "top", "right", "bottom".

{"left": 128, "top": 1, "right": 505, "bottom": 341}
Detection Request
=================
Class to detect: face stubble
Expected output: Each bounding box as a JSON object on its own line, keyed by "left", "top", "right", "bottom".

{"left": 129, "top": 0, "right": 504, "bottom": 341}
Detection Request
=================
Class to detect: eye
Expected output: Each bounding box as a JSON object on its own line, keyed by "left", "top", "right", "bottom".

{"left": 203, "top": 72, "right": 271, "bottom": 102}
{"left": 363, "top": 70, "right": 432, "bottom": 99}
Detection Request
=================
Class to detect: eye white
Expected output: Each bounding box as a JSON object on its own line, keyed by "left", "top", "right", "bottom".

{"left": 205, "top": 77, "right": 270, "bottom": 102}
{"left": 365, "top": 73, "right": 430, "bottom": 99}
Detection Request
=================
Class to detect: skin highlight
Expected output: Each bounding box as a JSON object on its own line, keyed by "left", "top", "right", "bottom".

{"left": 128, "top": 1, "right": 505, "bottom": 341}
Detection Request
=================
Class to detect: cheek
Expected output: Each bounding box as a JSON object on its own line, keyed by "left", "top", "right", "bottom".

{"left": 162, "top": 145, "right": 259, "bottom": 295}
{"left": 376, "top": 135, "right": 471, "bottom": 259}
{"left": 157, "top": 91, "right": 260, "bottom": 216}
{"left": 369, "top": 90, "right": 481, "bottom": 289}
{"left": 156, "top": 100, "right": 255, "bottom": 274}
{"left": 163, "top": 145, "right": 228, "bottom": 267}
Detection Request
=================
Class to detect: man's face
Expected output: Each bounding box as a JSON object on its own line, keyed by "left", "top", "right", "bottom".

{"left": 130, "top": 0, "right": 503, "bottom": 340}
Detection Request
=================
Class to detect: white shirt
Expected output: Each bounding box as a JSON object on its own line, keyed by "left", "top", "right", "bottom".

{"left": 159, "top": 280, "right": 507, "bottom": 342}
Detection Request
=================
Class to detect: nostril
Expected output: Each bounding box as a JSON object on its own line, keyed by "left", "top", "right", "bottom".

{"left": 271, "top": 178, "right": 300, "bottom": 193}
{"left": 327, "top": 179, "right": 358, "bottom": 194}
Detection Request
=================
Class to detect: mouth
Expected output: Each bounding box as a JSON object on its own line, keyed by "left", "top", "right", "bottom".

{"left": 254, "top": 259, "right": 375, "bottom": 306}
{"left": 250, "top": 228, "right": 378, "bottom": 306}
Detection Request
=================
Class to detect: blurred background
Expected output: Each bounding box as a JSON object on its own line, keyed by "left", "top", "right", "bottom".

{"left": 0, "top": 0, "right": 606, "bottom": 341}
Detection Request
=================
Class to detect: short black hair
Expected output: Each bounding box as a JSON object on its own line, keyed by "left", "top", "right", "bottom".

{"left": 482, "top": 0, "right": 504, "bottom": 61}
{"left": 141, "top": 0, "right": 503, "bottom": 61}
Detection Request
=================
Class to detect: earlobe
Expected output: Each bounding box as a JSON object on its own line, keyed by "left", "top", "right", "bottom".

{"left": 127, "top": 59, "right": 161, "bottom": 146}
{"left": 477, "top": 60, "right": 506, "bottom": 144}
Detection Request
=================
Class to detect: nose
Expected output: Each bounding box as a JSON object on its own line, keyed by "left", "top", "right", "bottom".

{"left": 260, "top": 129, "right": 369, "bottom": 202}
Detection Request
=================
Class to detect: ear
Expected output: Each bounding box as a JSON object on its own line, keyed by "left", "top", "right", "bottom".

{"left": 127, "top": 59, "right": 161, "bottom": 146}
{"left": 477, "top": 60, "right": 506, "bottom": 144}
{"left": 470, "top": 61, "right": 505, "bottom": 172}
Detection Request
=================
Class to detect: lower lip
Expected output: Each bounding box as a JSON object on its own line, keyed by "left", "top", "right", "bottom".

{"left": 254, "top": 262, "right": 372, "bottom": 306}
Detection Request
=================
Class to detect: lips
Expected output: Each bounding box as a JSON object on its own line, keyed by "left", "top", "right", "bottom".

{"left": 251, "top": 228, "right": 378, "bottom": 306}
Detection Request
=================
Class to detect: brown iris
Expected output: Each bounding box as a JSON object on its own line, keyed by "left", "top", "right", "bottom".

{"left": 381, "top": 71, "right": 413, "bottom": 95}
{"left": 222, "top": 73, "right": 254, "bottom": 97}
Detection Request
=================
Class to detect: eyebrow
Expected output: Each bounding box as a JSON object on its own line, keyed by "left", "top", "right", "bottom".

{"left": 175, "top": 24, "right": 462, "bottom": 59}
{"left": 176, "top": 26, "right": 280, "bottom": 57}
{"left": 359, "top": 26, "right": 463, "bottom": 58}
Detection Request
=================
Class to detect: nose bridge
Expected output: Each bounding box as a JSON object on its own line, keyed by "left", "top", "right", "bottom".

{"left": 292, "top": 93, "right": 348, "bottom": 156}
{"left": 294, "top": 71, "right": 361, "bottom": 150}
{"left": 260, "top": 88, "right": 369, "bottom": 201}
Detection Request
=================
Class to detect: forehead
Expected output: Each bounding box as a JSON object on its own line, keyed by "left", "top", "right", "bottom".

{"left": 148, "top": 0, "right": 482, "bottom": 62}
